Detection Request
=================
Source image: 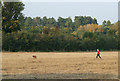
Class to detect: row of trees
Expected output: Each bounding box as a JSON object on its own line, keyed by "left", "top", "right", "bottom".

{"left": 2, "top": 1, "right": 119, "bottom": 52}
{"left": 2, "top": 31, "right": 118, "bottom": 52}
{"left": 2, "top": 22, "right": 119, "bottom": 52}
{"left": 23, "top": 16, "right": 98, "bottom": 31}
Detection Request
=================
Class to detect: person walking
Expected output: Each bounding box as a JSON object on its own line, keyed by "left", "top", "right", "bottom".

{"left": 96, "top": 49, "right": 101, "bottom": 59}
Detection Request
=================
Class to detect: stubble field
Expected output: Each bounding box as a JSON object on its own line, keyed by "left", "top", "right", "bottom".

{"left": 2, "top": 52, "right": 118, "bottom": 79}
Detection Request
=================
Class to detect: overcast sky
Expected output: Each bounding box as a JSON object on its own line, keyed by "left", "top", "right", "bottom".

{"left": 22, "top": 2, "right": 118, "bottom": 25}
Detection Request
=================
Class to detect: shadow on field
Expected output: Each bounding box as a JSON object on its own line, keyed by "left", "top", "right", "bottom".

{"left": 2, "top": 73, "right": 118, "bottom": 79}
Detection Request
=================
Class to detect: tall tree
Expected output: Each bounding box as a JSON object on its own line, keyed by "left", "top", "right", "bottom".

{"left": 74, "top": 16, "right": 81, "bottom": 28}
{"left": 2, "top": 1, "right": 24, "bottom": 33}
{"left": 65, "top": 17, "right": 73, "bottom": 28}
{"left": 102, "top": 20, "right": 107, "bottom": 27}
{"left": 42, "top": 16, "right": 47, "bottom": 26}
{"left": 33, "top": 17, "right": 42, "bottom": 26}
{"left": 24, "top": 17, "right": 32, "bottom": 27}
{"left": 58, "top": 17, "right": 65, "bottom": 28}
{"left": 47, "top": 17, "right": 56, "bottom": 27}
{"left": 106, "top": 20, "right": 111, "bottom": 26}
{"left": 92, "top": 18, "right": 98, "bottom": 24}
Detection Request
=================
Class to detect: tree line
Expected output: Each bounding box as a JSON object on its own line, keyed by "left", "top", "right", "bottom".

{"left": 23, "top": 16, "right": 97, "bottom": 30}
{"left": 2, "top": 1, "right": 119, "bottom": 52}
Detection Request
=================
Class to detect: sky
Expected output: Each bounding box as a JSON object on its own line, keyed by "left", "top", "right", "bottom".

{"left": 22, "top": 2, "right": 118, "bottom": 25}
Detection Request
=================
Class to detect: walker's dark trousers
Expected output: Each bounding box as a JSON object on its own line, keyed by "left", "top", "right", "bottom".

{"left": 96, "top": 54, "right": 101, "bottom": 59}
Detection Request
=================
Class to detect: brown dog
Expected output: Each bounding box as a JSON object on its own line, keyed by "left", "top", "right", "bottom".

{"left": 32, "top": 55, "right": 37, "bottom": 59}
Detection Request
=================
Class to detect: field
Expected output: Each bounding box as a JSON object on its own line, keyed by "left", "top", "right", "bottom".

{"left": 2, "top": 52, "right": 118, "bottom": 79}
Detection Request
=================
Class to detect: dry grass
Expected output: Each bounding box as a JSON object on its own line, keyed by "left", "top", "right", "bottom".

{"left": 2, "top": 52, "right": 118, "bottom": 79}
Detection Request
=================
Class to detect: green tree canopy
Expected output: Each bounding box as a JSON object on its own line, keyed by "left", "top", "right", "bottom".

{"left": 24, "top": 17, "right": 32, "bottom": 27}
{"left": 102, "top": 20, "right": 107, "bottom": 27}
{"left": 106, "top": 20, "right": 111, "bottom": 26}
{"left": 74, "top": 16, "right": 98, "bottom": 28}
{"left": 65, "top": 17, "right": 73, "bottom": 28}
{"left": 2, "top": 1, "right": 25, "bottom": 33}
{"left": 58, "top": 17, "right": 66, "bottom": 28}
{"left": 47, "top": 17, "right": 57, "bottom": 27}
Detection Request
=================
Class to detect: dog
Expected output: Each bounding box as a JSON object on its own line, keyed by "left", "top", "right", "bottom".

{"left": 32, "top": 55, "right": 37, "bottom": 59}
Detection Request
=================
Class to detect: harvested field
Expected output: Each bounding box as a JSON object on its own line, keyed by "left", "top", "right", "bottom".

{"left": 2, "top": 52, "right": 118, "bottom": 79}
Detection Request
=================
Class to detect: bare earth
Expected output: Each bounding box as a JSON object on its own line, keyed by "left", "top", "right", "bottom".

{"left": 2, "top": 52, "right": 118, "bottom": 79}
